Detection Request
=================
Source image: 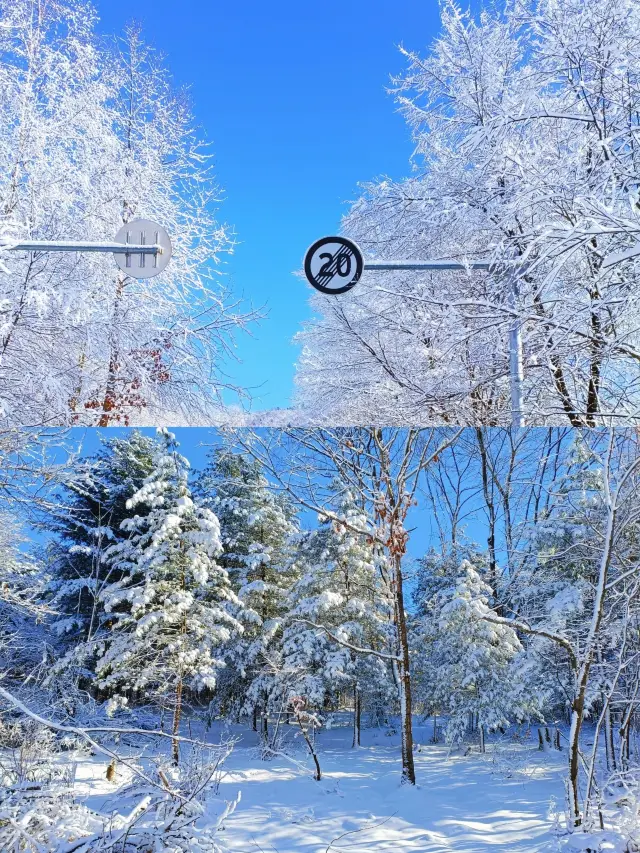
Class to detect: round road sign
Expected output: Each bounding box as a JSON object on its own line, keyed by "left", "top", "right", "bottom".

{"left": 113, "top": 219, "right": 172, "bottom": 280}
{"left": 304, "top": 236, "right": 363, "bottom": 295}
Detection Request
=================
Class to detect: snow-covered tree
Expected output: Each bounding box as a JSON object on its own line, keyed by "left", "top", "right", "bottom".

{"left": 44, "top": 431, "right": 156, "bottom": 648}
{"left": 481, "top": 430, "right": 640, "bottom": 828}
{"left": 418, "top": 560, "right": 533, "bottom": 749}
{"left": 0, "top": 511, "right": 49, "bottom": 681}
{"left": 0, "top": 0, "right": 255, "bottom": 427}
{"left": 278, "top": 490, "right": 393, "bottom": 747}
{"left": 296, "top": 0, "right": 640, "bottom": 426}
{"left": 95, "top": 429, "right": 243, "bottom": 762}
{"left": 195, "top": 448, "right": 299, "bottom": 725}
{"left": 238, "top": 427, "right": 461, "bottom": 784}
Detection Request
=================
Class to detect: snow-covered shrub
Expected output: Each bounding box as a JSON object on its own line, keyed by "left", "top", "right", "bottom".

{"left": 0, "top": 785, "right": 104, "bottom": 853}
{"left": 0, "top": 729, "right": 239, "bottom": 853}
{"left": 0, "top": 719, "right": 71, "bottom": 787}
{"left": 74, "top": 744, "right": 240, "bottom": 853}
{"left": 0, "top": 719, "right": 94, "bottom": 853}
{"left": 555, "top": 770, "right": 640, "bottom": 853}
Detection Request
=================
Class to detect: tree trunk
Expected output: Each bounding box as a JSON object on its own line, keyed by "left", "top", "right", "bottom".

{"left": 475, "top": 428, "right": 500, "bottom": 611}
{"left": 99, "top": 274, "right": 125, "bottom": 426}
{"left": 352, "top": 685, "right": 361, "bottom": 748}
{"left": 604, "top": 703, "right": 616, "bottom": 772}
{"left": 295, "top": 713, "right": 322, "bottom": 781}
{"left": 393, "top": 553, "right": 416, "bottom": 785}
{"left": 619, "top": 688, "right": 637, "bottom": 771}
{"left": 172, "top": 676, "right": 183, "bottom": 766}
{"left": 568, "top": 485, "right": 617, "bottom": 828}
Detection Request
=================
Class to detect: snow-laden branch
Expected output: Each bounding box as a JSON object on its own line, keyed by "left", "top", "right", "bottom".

{"left": 478, "top": 615, "right": 578, "bottom": 671}
{"left": 294, "top": 619, "right": 401, "bottom": 663}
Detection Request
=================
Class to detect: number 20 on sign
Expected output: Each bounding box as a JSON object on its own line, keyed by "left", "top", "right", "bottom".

{"left": 304, "top": 236, "right": 364, "bottom": 295}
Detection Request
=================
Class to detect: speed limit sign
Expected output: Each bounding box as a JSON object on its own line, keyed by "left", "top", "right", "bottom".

{"left": 303, "top": 236, "right": 364, "bottom": 295}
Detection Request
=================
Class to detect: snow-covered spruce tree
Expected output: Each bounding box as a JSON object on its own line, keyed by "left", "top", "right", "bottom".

{"left": 0, "top": 511, "right": 49, "bottom": 681}
{"left": 295, "top": 0, "right": 640, "bottom": 426}
{"left": 417, "top": 560, "right": 534, "bottom": 750}
{"left": 411, "top": 546, "right": 488, "bottom": 729}
{"left": 44, "top": 431, "right": 156, "bottom": 653}
{"left": 278, "top": 489, "right": 393, "bottom": 748}
{"left": 195, "top": 448, "right": 299, "bottom": 729}
{"left": 413, "top": 547, "right": 489, "bottom": 620}
{"left": 95, "top": 429, "right": 243, "bottom": 763}
{"left": 0, "top": 0, "right": 254, "bottom": 427}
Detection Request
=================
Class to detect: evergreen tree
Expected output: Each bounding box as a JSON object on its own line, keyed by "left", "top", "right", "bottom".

{"left": 195, "top": 448, "right": 299, "bottom": 724}
{"left": 95, "top": 429, "right": 243, "bottom": 762}
{"left": 418, "top": 560, "right": 533, "bottom": 749}
{"left": 277, "top": 490, "right": 393, "bottom": 746}
{"left": 44, "top": 431, "right": 156, "bottom": 646}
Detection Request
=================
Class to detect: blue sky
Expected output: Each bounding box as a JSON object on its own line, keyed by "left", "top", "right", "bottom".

{"left": 93, "top": 0, "right": 444, "bottom": 411}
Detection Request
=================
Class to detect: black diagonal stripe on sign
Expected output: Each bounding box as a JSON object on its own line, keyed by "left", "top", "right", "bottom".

{"left": 315, "top": 246, "right": 342, "bottom": 285}
{"left": 315, "top": 245, "right": 355, "bottom": 288}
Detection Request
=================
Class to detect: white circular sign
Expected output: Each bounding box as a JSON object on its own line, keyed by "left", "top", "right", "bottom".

{"left": 113, "top": 219, "right": 172, "bottom": 279}
{"left": 304, "top": 236, "right": 363, "bottom": 294}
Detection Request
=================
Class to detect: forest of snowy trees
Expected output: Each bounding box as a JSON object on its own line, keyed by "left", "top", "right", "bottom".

{"left": 0, "top": 0, "right": 257, "bottom": 428}
{"left": 296, "top": 0, "right": 640, "bottom": 426}
{"left": 2, "top": 0, "right": 640, "bottom": 427}
{"left": 0, "top": 426, "right": 638, "bottom": 851}
{"left": 2, "top": 0, "right": 640, "bottom": 849}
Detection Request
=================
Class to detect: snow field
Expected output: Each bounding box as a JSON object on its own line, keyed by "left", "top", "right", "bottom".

{"left": 70, "top": 719, "right": 567, "bottom": 853}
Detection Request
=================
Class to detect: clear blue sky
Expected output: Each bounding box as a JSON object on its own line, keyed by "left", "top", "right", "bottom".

{"left": 92, "top": 0, "right": 444, "bottom": 411}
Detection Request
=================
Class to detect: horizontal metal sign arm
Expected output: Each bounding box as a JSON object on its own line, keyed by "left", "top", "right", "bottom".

{"left": 364, "top": 259, "right": 493, "bottom": 271}
{"left": 4, "top": 241, "right": 162, "bottom": 255}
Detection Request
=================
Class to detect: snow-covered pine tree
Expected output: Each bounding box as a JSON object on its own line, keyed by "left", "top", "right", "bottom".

{"left": 411, "top": 546, "right": 489, "bottom": 732}
{"left": 420, "top": 560, "right": 533, "bottom": 749}
{"left": 95, "top": 429, "right": 243, "bottom": 763}
{"left": 0, "top": 511, "right": 49, "bottom": 680}
{"left": 195, "top": 448, "right": 299, "bottom": 729}
{"left": 44, "top": 431, "right": 156, "bottom": 651}
{"left": 279, "top": 489, "right": 393, "bottom": 748}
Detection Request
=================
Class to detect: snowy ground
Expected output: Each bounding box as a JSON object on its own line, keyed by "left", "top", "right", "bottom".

{"left": 68, "top": 717, "right": 568, "bottom": 853}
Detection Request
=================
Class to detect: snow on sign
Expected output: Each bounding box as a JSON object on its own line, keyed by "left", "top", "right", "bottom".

{"left": 304, "top": 236, "right": 363, "bottom": 295}
{"left": 113, "top": 219, "right": 172, "bottom": 280}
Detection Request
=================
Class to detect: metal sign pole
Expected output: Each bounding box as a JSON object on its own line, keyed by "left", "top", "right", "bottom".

{"left": 8, "top": 241, "right": 161, "bottom": 254}
{"left": 363, "top": 260, "right": 493, "bottom": 272}
{"left": 507, "top": 271, "right": 525, "bottom": 429}
{"left": 1, "top": 219, "right": 172, "bottom": 281}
